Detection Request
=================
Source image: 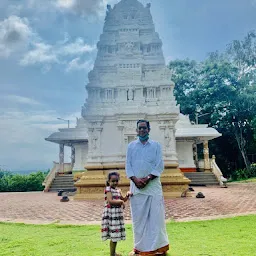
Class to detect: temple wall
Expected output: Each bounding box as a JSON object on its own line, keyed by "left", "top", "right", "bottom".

{"left": 101, "top": 121, "right": 125, "bottom": 161}
{"left": 73, "top": 142, "right": 88, "bottom": 170}
{"left": 176, "top": 140, "right": 195, "bottom": 168}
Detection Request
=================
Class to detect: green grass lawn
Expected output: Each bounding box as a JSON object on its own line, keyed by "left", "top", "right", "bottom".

{"left": 1, "top": 215, "right": 256, "bottom": 256}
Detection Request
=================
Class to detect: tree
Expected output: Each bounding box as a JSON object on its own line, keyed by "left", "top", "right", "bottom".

{"left": 169, "top": 31, "right": 256, "bottom": 174}
{"left": 169, "top": 59, "right": 200, "bottom": 116}
{"left": 200, "top": 53, "right": 256, "bottom": 170}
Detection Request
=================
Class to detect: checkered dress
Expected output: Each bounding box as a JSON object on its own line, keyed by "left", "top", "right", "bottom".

{"left": 101, "top": 186, "right": 126, "bottom": 242}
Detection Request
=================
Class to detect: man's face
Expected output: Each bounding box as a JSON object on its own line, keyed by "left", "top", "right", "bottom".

{"left": 137, "top": 122, "right": 149, "bottom": 137}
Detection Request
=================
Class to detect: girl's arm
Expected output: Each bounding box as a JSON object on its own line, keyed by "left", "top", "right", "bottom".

{"left": 106, "top": 192, "right": 124, "bottom": 206}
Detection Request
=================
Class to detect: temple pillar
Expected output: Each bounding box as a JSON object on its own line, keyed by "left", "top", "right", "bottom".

{"left": 159, "top": 124, "right": 166, "bottom": 154}
{"left": 59, "top": 144, "right": 64, "bottom": 172}
{"left": 87, "top": 127, "right": 94, "bottom": 159}
{"left": 193, "top": 142, "right": 199, "bottom": 170}
{"left": 71, "top": 145, "right": 75, "bottom": 168}
{"left": 117, "top": 122, "right": 125, "bottom": 155}
{"left": 203, "top": 140, "right": 211, "bottom": 171}
{"left": 169, "top": 126, "right": 178, "bottom": 160}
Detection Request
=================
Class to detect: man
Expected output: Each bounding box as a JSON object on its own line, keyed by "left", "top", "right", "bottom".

{"left": 126, "top": 120, "right": 169, "bottom": 256}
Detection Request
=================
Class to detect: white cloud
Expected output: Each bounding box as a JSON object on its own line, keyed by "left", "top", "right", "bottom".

{"left": 55, "top": 0, "right": 109, "bottom": 18}
{"left": 4, "top": 95, "right": 41, "bottom": 106}
{"left": 0, "top": 107, "right": 79, "bottom": 170}
{"left": 59, "top": 37, "right": 96, "bottom": 56}
{"left": 66, "top": 57, "right": 93, "bottom": 72}
{"left": 20, "top": 37, "right": 96, "bottom": 71}
{"left": 20, "top": 42, "right": 59, "bottom": 66}
{"left": 56, "top": 0, "right": 74, "bottom": 9}
{"left": 0, "top": 3, "right": 98, "bottom": 72}
{"left": 0, "top": 15, "right": 33, "bottom": 57}
{"left": 4, "top": 0, "right": 119, "bottom": 19}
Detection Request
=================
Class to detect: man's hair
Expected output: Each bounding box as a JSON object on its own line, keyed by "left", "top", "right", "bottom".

{"left": 137, "top": 119, "right": 150, "bottom": 130}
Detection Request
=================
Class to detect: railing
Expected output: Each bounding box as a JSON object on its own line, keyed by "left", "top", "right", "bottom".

{"left": 211, "top": 155, "right": 227, "bottom": 186}
{"left": 42, "top": 162, "right": 59, "bottom": 192}
{"left": 43, "top": 162, "right": 73, "bottom": 192}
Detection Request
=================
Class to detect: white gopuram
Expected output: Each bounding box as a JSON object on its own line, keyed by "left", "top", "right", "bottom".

{"left": 83, "top": 0, "right": 179, "bottom": 168}
{"left": 45, "top": 0, "right": 221, "bottom": 198}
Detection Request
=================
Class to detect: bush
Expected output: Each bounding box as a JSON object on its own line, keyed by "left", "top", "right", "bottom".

{"left": 232, "top": 165, "right": 256, "bottom": 181}
{"left": 0, "top": 171, "right": 47, "bottom": 192}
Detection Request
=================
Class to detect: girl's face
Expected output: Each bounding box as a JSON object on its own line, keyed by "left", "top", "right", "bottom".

{"left": 109, "top": 175, "right": 119, "bottom": 188}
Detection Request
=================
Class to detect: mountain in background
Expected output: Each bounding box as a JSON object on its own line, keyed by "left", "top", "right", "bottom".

{"left": 10, "top": 170, "right": 49, "bottom": 175}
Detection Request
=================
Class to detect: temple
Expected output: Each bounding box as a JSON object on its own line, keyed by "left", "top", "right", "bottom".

{"left": 44, "top": 0, "right": 222, "bottom": 198}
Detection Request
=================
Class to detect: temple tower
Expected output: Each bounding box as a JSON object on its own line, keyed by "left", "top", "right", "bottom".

{"left": 74, "top": 0, "right": 190, "bottom": 199}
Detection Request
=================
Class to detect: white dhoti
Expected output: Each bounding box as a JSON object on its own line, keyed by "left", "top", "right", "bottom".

{"left": 130, "top": 194, "right": 169, "bottom": 254}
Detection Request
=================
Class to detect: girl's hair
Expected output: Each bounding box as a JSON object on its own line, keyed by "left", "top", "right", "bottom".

{"left": 106, "top": 171, "right": 120, "bottom": 186}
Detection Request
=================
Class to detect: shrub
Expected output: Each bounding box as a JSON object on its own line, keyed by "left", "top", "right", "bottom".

{"left": 0, "top": 171, "right": 47, "bottom": 192}
{"left": 232, "top": 165, "right": 256, "bottom": 181}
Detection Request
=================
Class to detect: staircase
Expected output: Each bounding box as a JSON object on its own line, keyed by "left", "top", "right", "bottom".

{"left": 184, "top": 172, "right": 219, "bottom": 186}
{"left": 48, "top": 174, "right": 76, "bottom": 192}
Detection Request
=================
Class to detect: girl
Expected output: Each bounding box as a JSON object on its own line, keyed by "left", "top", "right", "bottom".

{"left": 101, "top": 171, "right": 132, "bottom": 256}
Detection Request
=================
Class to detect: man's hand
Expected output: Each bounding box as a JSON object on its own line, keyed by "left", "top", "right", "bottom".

{"left": 140, "top": 175, "right": 156, "bottom": 187}
{"left": 131, "top": 177, "right": 146, "bottom": 189}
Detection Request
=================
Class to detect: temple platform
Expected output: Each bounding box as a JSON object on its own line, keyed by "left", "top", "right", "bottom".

{"left": 74, "top": 163, "right": 191, "bottom": 200}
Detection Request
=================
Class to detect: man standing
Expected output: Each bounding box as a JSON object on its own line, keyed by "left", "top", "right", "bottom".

{"left": 126, "top": 120, "right": 169, "bottom": 256}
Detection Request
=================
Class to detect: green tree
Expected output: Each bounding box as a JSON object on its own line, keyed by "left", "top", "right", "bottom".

{"left": 200, "top": 54, "right": 256, "bottom": 170}
{"left": 169, "top": 59, "right": 200, "bottom": 116}
{"left": 169, "top": 31, "right": 256, "bottom": 174}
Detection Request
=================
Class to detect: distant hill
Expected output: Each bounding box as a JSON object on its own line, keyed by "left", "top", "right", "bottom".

{"left": 11, "top": 170, "right": 49, "bottom": 175}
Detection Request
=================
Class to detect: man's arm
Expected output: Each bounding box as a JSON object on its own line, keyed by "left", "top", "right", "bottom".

{"left": 126, "top": 143, "right": 146, "bottom": 189}
{"left": 149, "top": 142, "right": 164, "bottom": 178}
{"left": 141, "top": 142, "right": 164, "bottom": 184}
{"left": 125, "top": 144, "right": 135, "bottom": 178}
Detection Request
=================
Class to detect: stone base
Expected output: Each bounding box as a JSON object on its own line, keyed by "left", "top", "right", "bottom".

{"left": 74, "top": 166, "right": 191, "bottom": 200}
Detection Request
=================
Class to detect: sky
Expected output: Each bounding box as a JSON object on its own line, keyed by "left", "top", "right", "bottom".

{"left": 0, "top": 0, "right": 255, "bottom": 171}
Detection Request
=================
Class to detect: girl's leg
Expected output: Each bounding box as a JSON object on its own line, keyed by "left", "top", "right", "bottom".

{"left": 110, "top": 240, "right": 117, "bottom": 256}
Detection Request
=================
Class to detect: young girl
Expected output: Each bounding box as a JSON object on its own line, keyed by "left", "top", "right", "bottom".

{"left": 101, "top": 171, "right": 132, "bottom": 256}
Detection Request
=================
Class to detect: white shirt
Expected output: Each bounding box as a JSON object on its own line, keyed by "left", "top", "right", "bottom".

{"left": 125, "top": 139, "right": 164, "bottom": 196}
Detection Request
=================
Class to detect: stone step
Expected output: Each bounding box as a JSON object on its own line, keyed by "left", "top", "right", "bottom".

{"left": 52, "top": 178, "right": 74, "bottom": 182}
{"left": 184, "top": 172, "right": 219, "bottom": 186}
{"left": 190, "top": 180, "right": 219, "bottom": 183}
{"left": 190, "top": 183, "right": 219, "bottom": 186}
{"left": 51, "top": 180, "right": 74, "bottom": 184}
{"left": 51, "top": 184, "right": 74, "bottom": 187}
{"left": 50, "top": 186, "right": 76, "bottom": 190}
{"left": 187, "top": 179, "right": 218, "bottom": 182}
{"left": 49, "top": 188, "right": 76, "bottom": 192}
{"left": 185, "top": 175, "right": 218, "bottom": 178}
{"left": 52, "top": 180, "right": 74, "bottom": 183}
{"left": 184, "top": 172, "right": 215, "bottom": 176}
{"left": 55, "top": 176, "right": 73, "bottom": 180}
{"left": 185, "top": 177, "right": 218, "bottom": 180}
{"left": 48, "top": 174, "right": 75, "bottom": 192}
{"left": 51, "top": 186, "right": 74, "bottom": 189}
{"left": 185, "top": 175, "right": 217, "bottom": 179}
{"left": 56, "top": 174, "right": 73, "bottom": 177}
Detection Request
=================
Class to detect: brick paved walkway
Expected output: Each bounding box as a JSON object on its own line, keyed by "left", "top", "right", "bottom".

{"left": 0, "top": 183, "right": 256, "bottom": 225}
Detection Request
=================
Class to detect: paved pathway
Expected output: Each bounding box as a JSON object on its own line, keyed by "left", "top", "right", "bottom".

{"left": 0, "top": 183, "right": 256, "bottom": 225}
